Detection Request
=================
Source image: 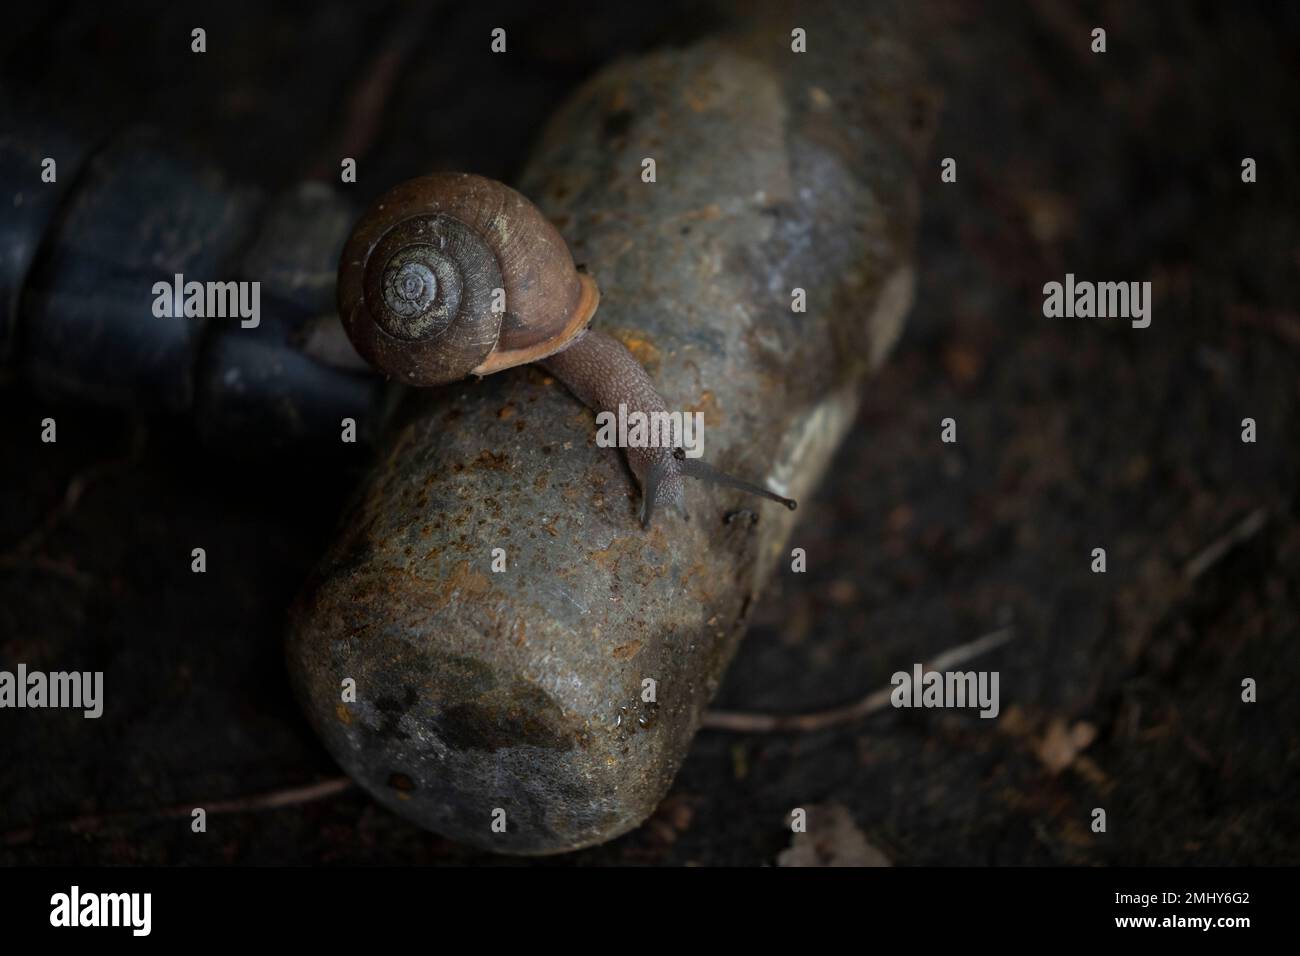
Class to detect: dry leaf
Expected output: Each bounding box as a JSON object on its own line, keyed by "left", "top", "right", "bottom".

{"left": 1036, "top": 718, "right": 1098, "bottom": 773}
{"left": 777, "top": 803, "right": 891, "bottom": 867}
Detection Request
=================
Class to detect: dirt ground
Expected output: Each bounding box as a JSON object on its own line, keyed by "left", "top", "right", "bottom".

{"left": 2, "top": 1, "right": 1297, "bottom": 864}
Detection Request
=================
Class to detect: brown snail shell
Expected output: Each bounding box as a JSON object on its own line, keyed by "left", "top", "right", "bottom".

{"left": 338, "top": 172, "right": 599, "bottom": 386}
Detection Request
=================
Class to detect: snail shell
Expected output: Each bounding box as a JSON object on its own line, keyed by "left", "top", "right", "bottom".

{"left": 338, "top": 172, "right": 598, "bottom": 386}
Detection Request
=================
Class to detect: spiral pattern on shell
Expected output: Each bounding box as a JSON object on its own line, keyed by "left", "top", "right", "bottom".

{"left": 338, "top": 172, "right": 599, "bottom": 386}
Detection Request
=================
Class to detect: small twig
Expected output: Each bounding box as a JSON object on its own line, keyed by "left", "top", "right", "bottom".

{"left": 1183, "top": 507, "right": 1269, "bottom": 582}
{"left": 3, "top": 424, "right": 147, "bottom": 559}
{"left": 306, "top": 1, "right": 432, "bottom": 180}
{"left": 169, "top": 776, "right": 355, "bottom": 817}
{"left": 0, "top": 426, "right": 146, "bottom": 589}
{"left": 701, "top": 627, "right": 1015, "bottom": 733}
{"left": 3, "top": 776, "right": 355, "bottom": 847}
{"left": 1229, "top": 305, "right": 1300, "bottom": 351}
{"left": 0, "top": 553, "right": 98, "bottom": 588}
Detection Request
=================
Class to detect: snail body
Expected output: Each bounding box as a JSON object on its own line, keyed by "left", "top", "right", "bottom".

{"left": 339, "top": 172, "right": 794, "bottom": 525}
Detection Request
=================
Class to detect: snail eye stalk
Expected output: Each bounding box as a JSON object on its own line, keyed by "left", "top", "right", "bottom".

{"left": 673, "top": 448, "right": 797, "bottom": 511}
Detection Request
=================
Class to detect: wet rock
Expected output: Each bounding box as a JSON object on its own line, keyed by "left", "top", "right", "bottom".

{"left": 288, "top": 2, "right": 927, "bottom": 854}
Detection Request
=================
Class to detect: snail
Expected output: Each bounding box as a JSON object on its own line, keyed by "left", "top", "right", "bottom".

{"left": 338, "top": 172, "right": 796, "bottom": 527}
